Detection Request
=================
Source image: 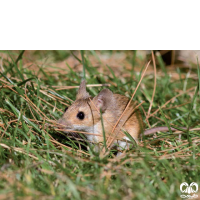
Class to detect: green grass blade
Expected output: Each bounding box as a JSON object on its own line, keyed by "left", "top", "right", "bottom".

{"left": 159, "top": 106, "right": 173, "bottom": 134}
{"left": 0, "top": 72, "right": 24, "bottom": 96}
{"left": 197, "top": 57, "right": 200, "bottom": 96}
{"left": 17, "top": 77, "right": 36, "bottom": 87}
{"left": 6, "top": 99, "right": 41, "bottom": 133}
{"left": 123, "top": 131, "right": 137, "bottom": 146}
{"left": 156, "top": 51, "right": 167, "bottom": 76}
{"left": 100, "top": 110, "right": 107, "bottom": 152}
{"left": 8, "top": 51, "right": 25, "bottom": 81}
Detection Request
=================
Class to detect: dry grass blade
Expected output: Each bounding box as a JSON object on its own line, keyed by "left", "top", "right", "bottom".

{"left": 0, "top": 143, "right": 55, "bottom": 165}
{"left": 147, "top": 86, "right": 196, "bottom": 119}
{"left": 53, "top": 83, "right": 111, "bottom": 90}
{"left": 147, "top": 51, "right": 157, "bottom": 118}
{"left": 106, "top": 61, "right": 151, "bottom": 149}
{"left": 1, "top": 50, "right": 199, "bottom": 200}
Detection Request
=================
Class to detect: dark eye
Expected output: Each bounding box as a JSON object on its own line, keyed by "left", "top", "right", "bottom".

{"left": 77, "top": 111, "right": 85, "bottom": 120}
{"left": 64, "top": 107, "right": 68, "bottom": 112}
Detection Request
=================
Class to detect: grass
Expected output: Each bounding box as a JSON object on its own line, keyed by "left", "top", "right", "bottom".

{"left": 0, "top": 50, "right": 200, "bottom": 200}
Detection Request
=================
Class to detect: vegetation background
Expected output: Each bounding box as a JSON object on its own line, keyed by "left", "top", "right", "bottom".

{"left": 0, "top": 50, "right": 199, "bottom": 200}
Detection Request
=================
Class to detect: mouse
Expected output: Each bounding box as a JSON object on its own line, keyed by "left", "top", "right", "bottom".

{"left": 57, "top": 80, "right": 186, "bottom": 156}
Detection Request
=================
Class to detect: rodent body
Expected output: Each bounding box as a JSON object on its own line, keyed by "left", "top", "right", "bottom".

{"left": 57, "top": 81, "right": 181, "bottom": 155}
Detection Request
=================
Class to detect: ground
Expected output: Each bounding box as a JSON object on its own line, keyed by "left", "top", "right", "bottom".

{"left": 0, "top": 50, "right": 199, "bottom": 200}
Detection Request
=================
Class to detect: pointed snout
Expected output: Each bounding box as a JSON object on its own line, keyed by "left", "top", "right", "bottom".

{"left": 57, "top": 118, "right": 67, "bottom": 130}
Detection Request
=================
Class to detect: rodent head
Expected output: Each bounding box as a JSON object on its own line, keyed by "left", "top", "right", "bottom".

{"left": 57, "top": 80, "right": 115, "bottom": 135}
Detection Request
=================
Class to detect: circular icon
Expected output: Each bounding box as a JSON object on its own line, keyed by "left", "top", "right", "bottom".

{"left": 180, "top": 182, "right": 198, "bottom": 194}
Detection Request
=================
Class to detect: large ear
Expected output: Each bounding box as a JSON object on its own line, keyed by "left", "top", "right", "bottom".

{"left": 76, "top": 80, "right": 90, "bottom": 100}
{"left": 93, "top": 88, "right": 114, "bottom": 112}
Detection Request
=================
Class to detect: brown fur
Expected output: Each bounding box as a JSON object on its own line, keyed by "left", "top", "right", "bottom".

{"left": 58, "top": 81, "right": 190, "bottom": 156}
{"left": 58, "top": 81, "right": 144, "bottom": 148}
